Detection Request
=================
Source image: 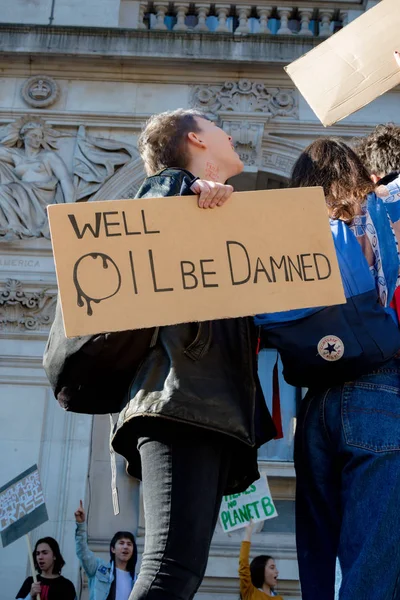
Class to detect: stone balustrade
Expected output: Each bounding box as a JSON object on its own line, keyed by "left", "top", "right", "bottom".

{"left": 137, "top": 3, "right": 346, "bottom": 36}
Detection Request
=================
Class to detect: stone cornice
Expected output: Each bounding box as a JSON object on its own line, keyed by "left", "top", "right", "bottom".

{"left": 0, "top": 24, "right": 321, "bottom": 64}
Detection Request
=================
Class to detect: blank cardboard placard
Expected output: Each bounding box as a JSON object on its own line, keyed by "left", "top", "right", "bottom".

{"left": 285, "top": 0, "right": 400, "bottom": 127}
{"left": 48, "top": 188, "right": 345, "bottom": 337}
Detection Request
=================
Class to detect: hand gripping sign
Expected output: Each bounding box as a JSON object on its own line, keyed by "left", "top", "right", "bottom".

{"left": 47, "top": 188, "right": 345, "bottom": 337}
{"left": 219, "top": 477, "right": 277, "bottom": 533}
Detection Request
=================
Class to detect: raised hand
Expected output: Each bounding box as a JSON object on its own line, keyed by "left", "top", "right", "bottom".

{"left": 74, "top": 499, "right": 86, "bottom": 523}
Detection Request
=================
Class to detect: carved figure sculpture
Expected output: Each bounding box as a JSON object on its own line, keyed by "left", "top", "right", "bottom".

{"left": 0, "top": 118, "right": 74, "bottom": 238}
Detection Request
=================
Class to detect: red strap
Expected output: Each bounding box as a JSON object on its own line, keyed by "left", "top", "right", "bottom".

{"left": 272, "top": 355, "right": 284, "bottom": 440}
{"left": 390, "top": 288, "right": 400, "bottom": 323}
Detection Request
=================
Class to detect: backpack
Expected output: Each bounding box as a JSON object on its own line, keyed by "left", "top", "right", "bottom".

{"left": 256, "top": 217, "right": 400, "bottom": 389}
{"left": 43, "top": 298, "right": 156, "bottom": 414}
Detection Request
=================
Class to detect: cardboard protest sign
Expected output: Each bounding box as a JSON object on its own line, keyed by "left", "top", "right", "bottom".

{"left": 0, "top": 465, "right": 48, "bottom": 547}
{"left": 48, "top": 188, "right": 345, "bottom": 337}
{"left": 219, "top": 477, "right": 277, "bottom": 533}
{"left": 285, "top": 0, "right": 400, "bottom": 126}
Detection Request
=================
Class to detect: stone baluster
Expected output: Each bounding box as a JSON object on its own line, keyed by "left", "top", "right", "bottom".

{"left": 153, "top": 2, "right": 169, "bottom": 30}
{"left": 339, "top": 10, "right": 348, "bottom": 27}
{"left": 298, "top": 8, "right": 313, "bottom": 36}
{"left": 277, "top": 7, "right": 293, "bottom": 35}
{"left": 235, "top": 5, "right": 251, "bottom": 34}
{"left": 137, "top": 1, "right": 148, "bottom": 29}
{"left": 256, "top": 6, "right": 272, "bottom": 34}
{"left": 173, "top": 2, "right": 189, "bottom": 31}
{"left": 319, "top": 9, "right": 334, "bottom": 37}
{"left": 215, "top": 4, "right": 230, "bottom": 33}
{"left": 195, "top": 3, "right": 210, "bottom": 31}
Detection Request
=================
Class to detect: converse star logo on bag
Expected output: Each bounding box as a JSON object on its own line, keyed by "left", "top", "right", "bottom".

{"left": 317, "top": 335, "right": 344, "bottom": 362}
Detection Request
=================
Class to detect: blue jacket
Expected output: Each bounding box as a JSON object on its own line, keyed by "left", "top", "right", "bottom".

{"left": 75, "top": 523, "right": 134, "bottom": 600}
{"left": 256, "top": 191, "right": 400, "bottom": 388}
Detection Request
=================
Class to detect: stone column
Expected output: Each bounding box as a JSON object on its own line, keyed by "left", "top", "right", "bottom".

{"left": 173, "top": 2, "right": 189, "bottom": 31}
{"left": 195, "top": 3, "right": 210, "bottom": 31}
{"left": 298, "top": 8, "right": 313, "bottom": 36}
{"left": 277, "top": 7, "right": 293, "bottom": 35}
{"left": 235, "top": 5, "right": 251, "bottom": 34}
{"left": 256, "top": 6, "right": 272, "bottom": 34}
{"left": 215, "top": 4, "right": 230, "bottom": 32}
{"left": 153, "top": 2, "right": 169, "bottom": 30}
{"left": 319, "top": 9, "right": 334, "bottom": 37}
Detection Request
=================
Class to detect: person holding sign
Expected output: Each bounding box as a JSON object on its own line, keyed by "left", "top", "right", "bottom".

{"left": 239, "top": 523, "right": 282, "bottom": 600}
{"left": 42, "top": 108, "right": 276, "bottom": 600}
{"left": 74, "top": 500, "right": 137, "bottom": 600}
{"left": 16, "top": 537, "right": 76, "bottom": 600}
{"left": 257, "top": 134, "right": 400, "bottom": 600}
{"left": 109, "top": 109, "right": 276, "bottom": 600}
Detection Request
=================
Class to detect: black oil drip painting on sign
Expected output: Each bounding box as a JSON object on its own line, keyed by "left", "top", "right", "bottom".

{"left": 73, "top": 253, "right": 121, "bottom": 316}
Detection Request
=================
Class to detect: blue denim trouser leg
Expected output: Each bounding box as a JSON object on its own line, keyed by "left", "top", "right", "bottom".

{"left": 295, "top": 357, "right": 400, "bottom": 600}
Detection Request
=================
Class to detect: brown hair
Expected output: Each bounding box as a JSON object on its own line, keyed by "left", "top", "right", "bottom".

{"left": 138, "top": 109, "right": 209, "bottom": 175}
{"left": 290, "top": 138, "right": 375, "bottom": 222}
{"left": 353, "top": 123, "right": 400, "bottom": 177}
{"left": 34, "top": 537, "right": 65, "bottom": 575}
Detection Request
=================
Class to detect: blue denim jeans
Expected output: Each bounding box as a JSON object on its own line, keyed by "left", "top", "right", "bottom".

{"left": 295, "top": 357, "right": 400, "bottom": 600}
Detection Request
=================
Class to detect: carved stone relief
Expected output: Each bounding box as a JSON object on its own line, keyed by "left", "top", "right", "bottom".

{"left": 222, "top": 121, "right": 265, "bottom": 167}
{"left": 0, "top": 279, "right": 56, "bottom": 332}
{"left": 190, "top": 81, "right": 298, "bottom": 169}
{"left": 0, "top": 117, "right": 143, "bottom": 240}
{"left": 21, "top": 76, "right": 60, "bottom": 109}
{"left": 191, "top": 80, "right": 298, "bottom": 118}
{"left": 262, "top": 150, "right": 297, "bottom": 177}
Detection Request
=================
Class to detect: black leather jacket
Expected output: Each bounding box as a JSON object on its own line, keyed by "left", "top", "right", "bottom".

{"left": 112, "top": 168, "right": 276, "bottom": 493}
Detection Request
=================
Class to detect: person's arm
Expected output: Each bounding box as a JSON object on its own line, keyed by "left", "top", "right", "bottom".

{"left": 74, "top": 500, "right": 99, "bottom": 577}
{"left": 239, "top": 523, "right": 256, "bottom": 599}
{"left": 15, "top": 577, "right": 31, "bottom": 599}
{"left": 15, "top": 577, "right": 40, "bottom": 600}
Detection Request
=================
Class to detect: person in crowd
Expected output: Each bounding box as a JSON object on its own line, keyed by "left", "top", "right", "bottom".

{"left": 74, "top": 500, "right": 137, "bottom": 600}
{"left": 239, "top": 523, "right": 283, "bottom": 600}
{"left": 114, "top": 109, "right": 275, "bottom": 600}
{"left": 354, "top": 121, "right": 400, "bottom": 320}
{"left": 354, "top": 122, "right": 400, "bottom": 185}
{"left": 256, "top": 136, "right": 400, "bottom": 600}
{"left": 44, "top": 108, "right": 276, "bottom": 600}
{"left": 16, "top": 536, "right": 76, "bottom": 600}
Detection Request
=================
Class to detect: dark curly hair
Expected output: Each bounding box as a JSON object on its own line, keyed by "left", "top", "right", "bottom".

{"left": 250, "top": 555, "right": 274, "bottom": 589}
{"left": 33, "top": 537, "right": 65, "bottom": 575}
{"left": 290, "top": 137, "right": 375, "bottom": 223}
{"left": 353, "top": 123, "right": 400, "bottom": 177}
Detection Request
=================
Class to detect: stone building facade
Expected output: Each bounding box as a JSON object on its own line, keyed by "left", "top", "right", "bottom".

{"left": 0, "top": 0, "right": 397, "bottom": 597}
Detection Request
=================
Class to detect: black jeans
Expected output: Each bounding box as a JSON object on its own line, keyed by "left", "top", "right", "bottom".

{"left": 129, "top": 424, "right": 231, "bottom": 600}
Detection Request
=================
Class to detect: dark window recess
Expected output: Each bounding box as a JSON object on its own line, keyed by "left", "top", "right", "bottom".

{"left": 261, "top": 500, "right": 295, "bottom": 534}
